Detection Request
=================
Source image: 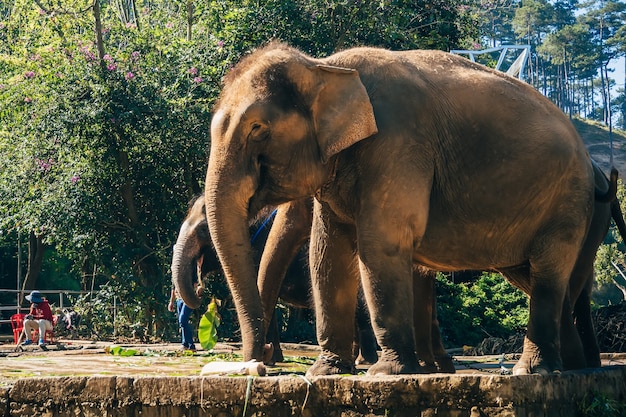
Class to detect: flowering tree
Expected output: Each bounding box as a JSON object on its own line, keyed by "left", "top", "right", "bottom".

{"left": 0, "top": 0, "right": 219, "bottom": 335}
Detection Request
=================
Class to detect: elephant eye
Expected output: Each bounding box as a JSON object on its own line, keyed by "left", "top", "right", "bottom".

{"left": 248, "top": 122, "right": 269, "bottom": 142}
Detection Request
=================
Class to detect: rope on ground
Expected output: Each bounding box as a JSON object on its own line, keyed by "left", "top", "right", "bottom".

{"left": 242, "top": 375, "right": 254, "bottom": 417}
{"left": 293, "top": 374, "right": 312, "bottom": 413}
{"left": 200, "top": 376, "right": 206, "bottom": 410}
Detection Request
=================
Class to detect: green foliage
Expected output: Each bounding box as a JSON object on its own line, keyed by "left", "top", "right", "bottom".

{"left": 198, "top": 298, "right": 221, "bottom": 350}
{"left": 578, "top": 391, "right": 626, "bottom": 417}
{"left": 436, "top": 272, "right": 529, "bottom": 347}
{"left": 106, "top": 345, "right": 138, "bottom": 356}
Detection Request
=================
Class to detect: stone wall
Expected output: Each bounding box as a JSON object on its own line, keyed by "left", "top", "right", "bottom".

{"left": 2, "top": 366, "right": 625, "bottom": 416}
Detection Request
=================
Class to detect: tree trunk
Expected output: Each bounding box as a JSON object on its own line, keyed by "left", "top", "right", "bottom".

{"left": 186, "top": 0, "right": 193, "bottom": 41}
{"left": 93, "top": 0, "right": 105, "bottom": 60}
{"left": 21, "top": 231, "right": 46, "bottom": 297}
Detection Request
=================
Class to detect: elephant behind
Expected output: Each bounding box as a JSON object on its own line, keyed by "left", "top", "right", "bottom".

{"left": 170, "top": 194, "right": 380, "bottom": 365}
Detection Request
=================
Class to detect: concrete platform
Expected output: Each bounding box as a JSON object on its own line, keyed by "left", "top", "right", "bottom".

{"left": 1, "top": 341, "right": 625, "bottom": 416}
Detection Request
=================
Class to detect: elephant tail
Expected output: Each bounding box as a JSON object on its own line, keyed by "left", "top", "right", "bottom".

{"left": 595, "top": 168, "right": 618, "bottom": 203}
{"left": 611, "top": 198, "right": 626, "bottom": 245}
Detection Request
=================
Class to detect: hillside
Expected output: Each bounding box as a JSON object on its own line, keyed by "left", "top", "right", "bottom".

{"left": 574, "top": 118, "right": 626, "bottom": 176}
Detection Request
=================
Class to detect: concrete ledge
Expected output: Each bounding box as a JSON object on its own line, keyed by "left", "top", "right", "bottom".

{"left": 5, "top": 366, "right": 626, "bottom": 416}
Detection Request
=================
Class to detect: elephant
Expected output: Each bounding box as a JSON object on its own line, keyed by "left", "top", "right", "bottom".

{"left": 171, "top": 193, "right": 380, "bottom": 365}
{"left": 203, "top": 42, "right": 596, "bottom": 376}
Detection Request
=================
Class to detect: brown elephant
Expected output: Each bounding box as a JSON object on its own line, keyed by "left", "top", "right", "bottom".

{"left": 171, "top": 194, "right": 381, "bottom": 365}
{"left": 202, "top": 43, "right": 595, "bottom": 376}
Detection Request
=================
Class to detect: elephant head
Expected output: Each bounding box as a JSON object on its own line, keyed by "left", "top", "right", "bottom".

{"left": 206, "top": 43, "right": 377, "bottom": 361}
{"left": 171, "top": 194, "right": 221, "bottom": 309}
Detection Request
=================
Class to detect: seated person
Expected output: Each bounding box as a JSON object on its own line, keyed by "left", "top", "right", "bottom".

{"left": 18, "top": 290, "right": 54, "bottom": 347}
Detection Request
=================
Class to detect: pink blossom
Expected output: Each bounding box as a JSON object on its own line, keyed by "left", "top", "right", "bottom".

{"left": 188, "top": 67, "right": 198, "bottom": 76}
{"left": 24, "top": 97, "right": 32, "bottom": 103}
{"left": 131, "top": 51, "right": 140, "bottom": 60}
{"left": 217, "top": 40, "right": 225, "bottom": 48}
{"left": 103, "top": 54, "right": 114, "bottom": 63}
{"left": 36, "top": 158, "right": 54, "bottom": 172}
{"left": 70, "top": 175, "right": 80, "bottom": 184}
{"left": 193, "top": 77, "right": 203, "bottom": 83}
{"left": 125, "top": 72, "right": 135, "bottom": 80}
{"left": 81, "top": 47, "right": 97, "bottom": 62}
{"left": 107, "top": 63, "right": 117, "bottom": 71}
{"left": 24, "top": 71, "right": 35, "bottom": 79}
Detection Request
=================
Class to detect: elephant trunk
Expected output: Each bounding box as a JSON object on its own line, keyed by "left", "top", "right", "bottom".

{"left": 171, "top": 223, "right": 202, "bottom": 309}
{"left": 205, "top": 160, "right": 266, "bottom": 362}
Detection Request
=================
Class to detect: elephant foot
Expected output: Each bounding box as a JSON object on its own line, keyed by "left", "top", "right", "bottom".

{"left": 367, "top": 359, "right": 427, "bottom": 375}
{"left": 262, "top": 343, "right": 275, "bottom": 365}
{"left": 367, "top": 351, "right": 424, "bottom": 375}
{"left": 418, "top": 360, "right": 439, "bottom": 374}
{"left": 584, "top": 352, "right": 601, "bottom": 369}
{"left": 269, "top": 348, "right": 285, "bottom": 365}
{"left": 513, "top": 337, "right": 562, "bottom": 375}
{"left": 306, "top": 352, "right": 355, "bottom": 376}
{"left": 561, "top": 351, "right": 587, "bottom": 371}
{"left": 435, "top": 354, "right": 456, "bottom": 374}
{"left": 355, "top": 350, "right": 379, "bottom": 365}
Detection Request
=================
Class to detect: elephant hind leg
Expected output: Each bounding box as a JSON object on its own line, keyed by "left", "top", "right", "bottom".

{"left": 413, "top": 268, "right": 455, "bottom": 373}
{"left": 430, "top": 281, "right": 455, "bottom": 374}
{"left": 573, "top": 289, "right": 601, "bottom": 368}
{"left": 354, "top": 288, "right": 379, "bottom": 365}
{"left": 560, "top": 292, "right": 586, "bottom": 370}
{"left": 512, "top": 254, "right": 576, "bottom": 375}
{"left": 501, "top": 249, "right": 578, "bottom": 375}
{"left": 412, "top": 268, "right": 438, "bottom": 373}
{"left": 265, "top": 312, "right": 284, "bottom": 365}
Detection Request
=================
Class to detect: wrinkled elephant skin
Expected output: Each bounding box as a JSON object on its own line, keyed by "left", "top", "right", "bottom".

{"left": 205, "top": 43, "right": 595, "bottom": 376}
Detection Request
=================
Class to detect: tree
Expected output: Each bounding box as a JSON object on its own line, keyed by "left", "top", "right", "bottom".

{"left": 579, "top": 0, "right": 626, "bottom": 126}
{"left": 538, "top": 22, "right": 595, "bottom": 115}
{"left": 512, "top": 0, "right": 556, "bottom": 90}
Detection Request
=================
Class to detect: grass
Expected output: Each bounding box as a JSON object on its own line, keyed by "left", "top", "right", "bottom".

{"left": 578, "top": 391, "right": 626, "bottom": 417}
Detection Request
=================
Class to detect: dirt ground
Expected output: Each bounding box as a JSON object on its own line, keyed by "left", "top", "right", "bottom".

{"left": 2, "top": 338, "right": 626, "bottom": 384}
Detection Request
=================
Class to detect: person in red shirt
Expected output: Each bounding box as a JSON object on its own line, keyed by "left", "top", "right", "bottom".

{"left": 19, "top": 290, "right": 54, "bottom": 347}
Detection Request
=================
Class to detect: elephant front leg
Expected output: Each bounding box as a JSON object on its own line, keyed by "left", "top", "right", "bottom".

{"left": 358, "top": 241, "right": 422, "bottom": 375}
{"left": 306, "top": 204, "right": 360, "bottom": 376}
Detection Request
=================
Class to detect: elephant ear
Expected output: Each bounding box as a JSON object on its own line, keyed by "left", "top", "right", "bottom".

{"left": 311, "top": 64, "right": 378, "bottom": 164}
